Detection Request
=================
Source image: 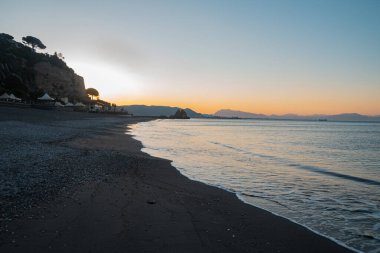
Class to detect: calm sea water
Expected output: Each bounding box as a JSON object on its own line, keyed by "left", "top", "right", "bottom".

{"left": 130, "top": 119, "right": 380, "bottom": 253}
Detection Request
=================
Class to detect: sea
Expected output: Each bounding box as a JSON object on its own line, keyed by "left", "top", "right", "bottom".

{"left": 130, "top": 118, "right": 380, "bottom": 253}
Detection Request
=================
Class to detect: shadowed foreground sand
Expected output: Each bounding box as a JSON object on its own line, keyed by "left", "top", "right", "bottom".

{"left": 0, "top": 107, "right": 353, "bottom": 252}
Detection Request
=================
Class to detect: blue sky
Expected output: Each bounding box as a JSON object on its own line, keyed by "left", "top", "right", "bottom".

{"left": 1, "top": 0, "right": 379, "bottom": 114}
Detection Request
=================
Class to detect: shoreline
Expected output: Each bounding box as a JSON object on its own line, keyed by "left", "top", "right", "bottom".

{"left": 234, "top": 195, "right": 360, "bottom": 253}
{"left": 139, "top": 144, "right": 359, "bottom": 253}
{"left": 0, "top": 107, "right": 354, "bottom": 252}
{"left": 134, "top": 136, "right": 359, "bottom": 253}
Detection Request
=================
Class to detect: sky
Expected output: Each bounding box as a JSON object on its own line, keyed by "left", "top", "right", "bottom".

{"left": 1, "top": 0, "right": 379, "bottom": 115}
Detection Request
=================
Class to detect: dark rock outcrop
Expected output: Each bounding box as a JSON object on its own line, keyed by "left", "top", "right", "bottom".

{"left": 170, "top": 109, "right": 190, "bottom": 119}
{"left": 0, "top": 33, "right": 87, "bottom": 101}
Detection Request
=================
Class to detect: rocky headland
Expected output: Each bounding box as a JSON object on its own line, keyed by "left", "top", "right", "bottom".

{"left": 0, "top": 33, "right": 86, "bottom": 102}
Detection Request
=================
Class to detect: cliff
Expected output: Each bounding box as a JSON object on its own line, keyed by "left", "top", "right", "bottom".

{"left": 0, "top": 33, "right": 87, "bottom": 101}
{"left": 33, "top": 62, "right": 86, "bottom": 100}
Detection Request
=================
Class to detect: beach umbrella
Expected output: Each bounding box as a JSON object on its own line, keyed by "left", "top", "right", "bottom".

{"left": 9, "top": 93, "right": 21, "bottom": 101}
{"left": 0, "top": 93, "right": 11, "bottom": 99}
{"left": 55, "top": 101, "right": 64, "bottom": 107}
{"left": 37, "top": 93, "right": 54, "bottom": 101}
{"left": 65, "top": 102, "right": 74, "bottom": 106}
{"left": 74, "top": 102, "right": 86, "bottom": 107}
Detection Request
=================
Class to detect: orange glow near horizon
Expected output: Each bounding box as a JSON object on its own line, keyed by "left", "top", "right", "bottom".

{"left": 92, "top": 65, "right": 380, "bottom": 116}
{"left": 109, "top": 94, "right": 380, "bottom": 116}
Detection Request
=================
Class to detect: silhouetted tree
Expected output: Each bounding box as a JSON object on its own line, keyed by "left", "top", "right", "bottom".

{"left": 54, "top": 52, "right": 65, "bottom": 60}
{"left": 22, "top": 36, "right": 46, "bottom": 50}
{"left": 0, "top": 33, "right": 14, "bottom": 40}
{"left": 86, "top": 88, "right": 99, "bottom": 100}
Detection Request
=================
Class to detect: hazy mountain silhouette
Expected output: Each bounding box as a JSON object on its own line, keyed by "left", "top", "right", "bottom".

{"left": 215, "top": 109, "right": 380, "bottom": 122}
{"left": 324, "top": 113, "right": 380, "bottom": 122}
{"left": 214, "top": 109, "right": 266, "bottom": 118}
{"left": 120, "top": 105, "right": 203, "bottom": 118}
{"left": 118, "top": 106, "right": 380, "bottom": 122}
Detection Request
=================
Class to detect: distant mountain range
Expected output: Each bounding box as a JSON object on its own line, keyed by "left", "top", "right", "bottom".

{"left": 215, "top": 109, "right": 267, "bottom": 119}
{"left": 119, "top": 105, "right": 203, "bottom": 118}
{"left": 215, "top": 109, "right": 380, "bottom": 122}
{"left": 119, "top": 105, "right": 380, "bottom": 122}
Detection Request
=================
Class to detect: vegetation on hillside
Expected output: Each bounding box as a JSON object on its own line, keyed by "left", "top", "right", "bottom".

{"left": 0, "top": 33, "right": 79, "bottom": 100}
{"left": 22, "top": 36, "right": 46, "bottom": 50}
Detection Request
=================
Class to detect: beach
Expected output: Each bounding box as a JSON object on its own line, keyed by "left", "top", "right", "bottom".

{"left": 0, "top": 107, "right": 354, "bottom": 252}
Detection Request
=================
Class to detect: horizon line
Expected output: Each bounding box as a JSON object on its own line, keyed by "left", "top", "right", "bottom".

{"left": 118, "top": 104, "right": 380, "bottom": 117}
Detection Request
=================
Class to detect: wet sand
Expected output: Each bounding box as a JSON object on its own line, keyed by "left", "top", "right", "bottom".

{"left": 0, "top": 107, "right": 353, "bottom": 252}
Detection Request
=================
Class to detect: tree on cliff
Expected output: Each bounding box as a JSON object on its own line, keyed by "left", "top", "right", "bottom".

{"left": 22, "top": 36, "right": 46, "bottom": 50}
{"left": 0, "top": 33, "right": 14, "bottom": 40}
{"left": 86, "top": 88, "right": 99, "bottom": 100}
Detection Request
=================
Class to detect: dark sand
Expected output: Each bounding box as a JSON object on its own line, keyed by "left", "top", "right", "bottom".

{"left": 0, "top": 107, "right": 354, "bottom": 252}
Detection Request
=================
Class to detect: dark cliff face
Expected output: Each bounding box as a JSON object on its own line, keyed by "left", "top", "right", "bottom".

{"left": 34, "top": 62, "right": 86, "bottom": 101}
{"left": 0, "top": 35, "right": 86, "bottom": 101}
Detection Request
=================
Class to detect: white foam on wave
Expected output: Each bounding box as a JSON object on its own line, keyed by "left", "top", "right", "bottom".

{"left": 235, "top": 194, "right": 362, "bottom": 253}
{"left": 170, "top": 156, "right": 362, "bottom": 253}
{"left": 138, "top": 143, "right": 362, "bottom": 253}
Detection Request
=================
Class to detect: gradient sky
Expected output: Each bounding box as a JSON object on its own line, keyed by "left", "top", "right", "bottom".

{"left": 1, "top": 0, "right": 379, "bottom": 115}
